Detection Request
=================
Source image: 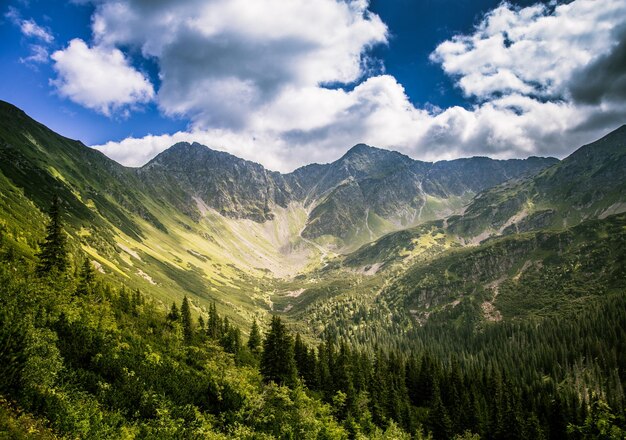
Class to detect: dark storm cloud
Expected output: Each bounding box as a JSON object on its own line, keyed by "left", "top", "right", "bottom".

{"left": 570, "top": 27, "right": 626, "bottom": 105}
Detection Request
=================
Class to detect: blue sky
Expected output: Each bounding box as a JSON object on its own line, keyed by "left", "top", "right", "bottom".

{"left": 2, "top": 0, "right": 625, "bottom": 171}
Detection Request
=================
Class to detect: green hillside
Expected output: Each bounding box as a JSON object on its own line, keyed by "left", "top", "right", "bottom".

{"left": 0, "top": 100, "right": 625, "bottom": 438}
{"left": 447, "top": 125, "right": 626, "bottom": 240}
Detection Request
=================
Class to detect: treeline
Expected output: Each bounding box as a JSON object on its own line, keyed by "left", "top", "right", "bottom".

{"left": 249, "top": 313, "right": 625, "bottom": 439}
{"left": 1, "top": 198, "right": 625, "bottom": 439}
{"left": 0, "top": 197, "right": 405, "bottom": 438}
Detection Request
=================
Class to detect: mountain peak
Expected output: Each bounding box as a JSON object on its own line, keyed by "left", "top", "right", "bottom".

{"left": 345, "top": 143, "right": 375, "bottom": 155}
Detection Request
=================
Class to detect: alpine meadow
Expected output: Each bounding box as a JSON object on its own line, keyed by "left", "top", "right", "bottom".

{"left": 1, "top": 0, "right": 626, "bottom": 439}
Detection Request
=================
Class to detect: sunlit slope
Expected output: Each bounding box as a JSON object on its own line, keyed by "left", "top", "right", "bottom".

{"left": 0, "top": 101, "right": 318, "bottom": 325}
{"left": 283, "top": 213, "right": 626, "bottom": 348}
{"left": 448, "top": 124, "right": 626, "bottom": 241}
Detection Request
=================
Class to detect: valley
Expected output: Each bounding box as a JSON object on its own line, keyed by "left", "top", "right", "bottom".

{"left": 1, "top": 100, "right": 625, "bottom": 438}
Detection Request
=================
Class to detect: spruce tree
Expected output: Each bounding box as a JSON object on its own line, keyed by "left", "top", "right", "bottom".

{"left": 118, "top": 287, "right": 131, "bottom": 313}
{"left": 167, "top": 302, "right": 180, "bottom": 321}
{"left": 76, "top": 257, "right": 95, "bottom": 296}
{"left": 207, "top": 301, "right": 220, "bottom": 339}
{"left": 36, "top": 196, "right": 68, "bottom": 275}
{"left": 247, "top": 319, "right": 262, "bottom": 355}
{"left": 429, "top": 380, "right": 453, "bottom": 440}
{"left": 181, "top": 296, "right": 193, "bottom": 344}
{"left": 198, "top": 316, "right": 205, "bottom": 331}
{"left": 294, "top": 333, "right": 310, "bottom": 382}
{"left": 260, "top": 315, "right": 297, "bottom": 387}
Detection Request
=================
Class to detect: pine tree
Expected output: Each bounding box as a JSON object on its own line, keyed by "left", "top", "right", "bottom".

{"left": 36, "top": 196, "right": 68, "bottom": 275}
{"left": 247, "top": 319, "right": 262, "bottom": 355}
{"left": 118, "top": 287, "right": 131, "bottom": 313}
{"left": 260, "top": 315, "right": 297, "bottom": 387}
{"left": 294, "top": 333, "right": 306, "bottom": 370}
{"left": 198, "top": 316, "right": 205, "bottom": 331}
{"left": 75, "top": 257, "right": 95, "bottom": 296}
{"left": 167, "top": 302, "right": 180, "bottom": 321}
{"left": 207, "top": 301, "right": 220, "bottom": 339}
{"left": 429, "top": 380, "right": 453, "bottom": 440}
{"left": 131, "top": 289, "right": 143, "bottom": 316}
{"left": 181, "top": 296, "right": 193, "bottom": 344}
{"left": 294, "top": 333, "right": 318, "bottom": 387}
{"left": 221, "top": 326, "right": 241, "bottom": 354}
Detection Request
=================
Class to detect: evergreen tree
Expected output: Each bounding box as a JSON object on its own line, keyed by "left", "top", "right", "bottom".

{"left": 221, "top": 326, "right": 241, "bottom": 354}
{"left": 207, "top": 301, "right": 220, "bottom": 339}
{"left": 294, "top": 333, "right": 318, "bottom": 387}
{"left": 75, "top": 257, "right": 95, "bottom": 296}
{"left": 118, "top": 287, "right": 131, "bottom": 313}
{"left": 167, "top": 302, "right": 180, "bottom": 321}
{"left": 131, "top": 289, "right": 143, "bottom": 316}
{"left": 198, "top": 316, "right": 205, "bottom": 332}
{"left": 247, "top": 319, "right": 262, "bottom": 355}
{"left": 181, "top": 296, "right": 193, "bottom": 344}
{"left": 36, "top": 196, "right": 68, "bottom": 275}
{"left": 294, "top": 333, "right": 307, "bottom": 375}
{"left": 429, "top": 380, "right": 453, "bottom": 440}
{"left": 260, "top": 315, "right": 297, "bottom": 387}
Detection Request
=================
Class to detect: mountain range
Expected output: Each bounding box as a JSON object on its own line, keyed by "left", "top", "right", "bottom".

{"left": 1, "top": 98, "right": 625, "bottom": 328}
{"left": 2, "top": 99, "right": 626, "bottom": 437}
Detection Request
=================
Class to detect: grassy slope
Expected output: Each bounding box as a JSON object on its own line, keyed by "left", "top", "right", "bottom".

{"left": 0, "top": 101, "right": 316, "bottom": 328}
{"left": 448, "top": 124, "right": 626, "bottom": 240}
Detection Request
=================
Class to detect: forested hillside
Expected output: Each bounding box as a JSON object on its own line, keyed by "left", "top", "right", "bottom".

{"left": 1, "top": 102, "right": 625, "bottom": 439}
{"left": 1, "top": 195, "right": 625, "bottom": 439}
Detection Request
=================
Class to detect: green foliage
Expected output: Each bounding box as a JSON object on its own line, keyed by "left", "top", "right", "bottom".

{"left": 181, "top": 296, "right": 193, "bottom": 344}
{"left": 247, "top": 320, "right": 262, "bottom": 355}
{"left": 75, "top": 257, "right": 95, "bottom": 296}
{"left": 167, "top": 302, "right": 179, "bottom": 321}
{"left": 35, "top": 196, "right": 68, "bottom": 276}
{"left": 261, "top": 316, "right": 297, "bottom": 387}
{"left": 0, "top": 101, "right": 625, "bottom": 439}
{"left": 568, "top": 398, "right": 626, "bottom": 439}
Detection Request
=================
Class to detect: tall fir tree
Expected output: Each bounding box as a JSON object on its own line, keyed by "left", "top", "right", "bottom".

{"left": 75, "top": 257, "right": 95, "bottom": 296}
{"left": 36, "top": 196, "right": 68, "bottom": 275}
{"left": 167, "top": 302, "right": 180, "bottom": 321}
{"left": 207, "top": 301, "right": 221, "bottom": 339}
{"left": 294, "top": 333, "right": 312, "bottom": 384}
{"left": 181, "top": 296, "right": 193, "bottom": 344}
{"left": 247, "top": 319, "right": 262, "bottom": 355}
{"left": 260, "top": 315, "right": 297, "bottom": 387}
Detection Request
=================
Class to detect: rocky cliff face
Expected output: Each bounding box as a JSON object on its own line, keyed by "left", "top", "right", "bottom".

{"left": 139, "top": 141, "right": 558, "bottom": 248}
{"left": 138, "top": 142, "right": 297, "bottom": 222}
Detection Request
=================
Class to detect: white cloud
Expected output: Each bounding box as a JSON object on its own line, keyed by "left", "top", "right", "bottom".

{"left": 89, "top": 0, "right": 626, "bottom": 171}
{"left": 5, "top": 7, "right": 54, "bottom": 43}
{"left": 20, "top": 18, "right": 54, "bottom": 43}
{"left": 50, "top": 39, "right": 155, "bottom": 116}
{"left": 19, "top": 44, "right": 49, "bottom": 64}
{"left": 430, "top": 0, "right": 626, "bottom": 100}
{"left": 90, "top": 0, "right": 387, "bottom": 128}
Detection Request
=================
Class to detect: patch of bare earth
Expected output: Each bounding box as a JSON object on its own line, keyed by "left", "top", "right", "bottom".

{"left": 481, "top": 301, "right": 502, "bottom": 322}
{"left": 482, "top": 276, "right": 506, "bottom": 322}
{"left": 286, "top": 288, "right": 305, "bottom": 298}
{"left": 137, "top": 269, "right": 157, "bottom": 285}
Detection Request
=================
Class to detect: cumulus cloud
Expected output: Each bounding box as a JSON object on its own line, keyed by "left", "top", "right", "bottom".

{"left": 87, "top": 0, "right": 626, "bottom": 171}
{"left": 50, "top": 39, "right": 155, "bottom": 116}
{"left": 430, "top": 0, "right": 626, "bottom": 100}
{"left": 569, "top": 26, "right": 626, "bottom": 105}
{"left": 90, "top": 0, "right": 387, "bottom": 128}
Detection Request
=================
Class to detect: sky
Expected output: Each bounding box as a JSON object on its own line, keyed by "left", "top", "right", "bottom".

{"left": 1, "top": 0, "right": 625, "bottom": 172}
